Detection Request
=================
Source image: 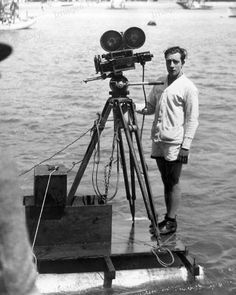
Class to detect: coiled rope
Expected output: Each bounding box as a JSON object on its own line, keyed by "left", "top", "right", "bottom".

{"left": 112, "top": 231, "right": 175, "bottom": 268}
{"left": 151, "top": 246, "right": 175, "bottom": 268}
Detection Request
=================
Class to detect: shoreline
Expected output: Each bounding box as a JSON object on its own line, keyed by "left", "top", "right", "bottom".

{"left": 18, "top": 1, "right": 234, "bottom": 17}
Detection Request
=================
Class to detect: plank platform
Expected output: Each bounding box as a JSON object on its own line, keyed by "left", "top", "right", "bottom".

{"left": 25, "top": 193, "right": 199, "bottom": 289}
{"left": 35, "top": 216, "right": 201, "bottom": 293}
{"left": 33, "top": 215, "right": 193, "bottom": 273}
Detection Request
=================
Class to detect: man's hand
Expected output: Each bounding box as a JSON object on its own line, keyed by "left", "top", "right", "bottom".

{"left": 136, "top": 107, "right": 148, "bottom": 115}
{"left": 178, "top": 148, "right": 189, "bottom": 164}
{"left": 135, "top": 103, "right": 147, "bottom": 115}
{"left": 136, "top": 108, "right": 144, "bottom": 115}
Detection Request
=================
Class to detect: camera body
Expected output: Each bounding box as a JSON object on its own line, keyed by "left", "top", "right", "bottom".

{"left": 94, "top": 27, "right": 153, "bottom": 76}
{"left": 94, "top": 49, "right": 153, "bottom": 75}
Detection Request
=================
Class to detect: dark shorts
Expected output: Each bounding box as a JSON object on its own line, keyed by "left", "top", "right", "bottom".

{"left": 155, "top": 157, "right": 182, "bottom": 186}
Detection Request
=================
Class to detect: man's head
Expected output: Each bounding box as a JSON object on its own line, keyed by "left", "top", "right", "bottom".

{"left": 164, "top": 46, "right": 187, "bottom": 78}
{"left": 0, "top": 43, "right": 12, "bottom": 63}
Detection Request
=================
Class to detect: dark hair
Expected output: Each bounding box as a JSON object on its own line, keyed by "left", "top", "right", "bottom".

{"left": 164, "top": 46, "right": 187, "bottom": 63}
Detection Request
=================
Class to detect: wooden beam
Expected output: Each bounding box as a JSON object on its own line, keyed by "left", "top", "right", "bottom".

{"left": 103, "top": 256, "right": 116, "bottom": 288}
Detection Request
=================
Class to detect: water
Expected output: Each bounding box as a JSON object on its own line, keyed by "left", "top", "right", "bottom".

{"left": 0, "top": 1, "right": 236, "bottom": 294}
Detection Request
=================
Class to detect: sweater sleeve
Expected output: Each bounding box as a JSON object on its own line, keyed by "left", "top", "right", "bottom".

{"left": 146, "top": 86, "right": 158, "bottom": 115}
{"left": 182, "top": 86, "right": 199, "bottom": 150}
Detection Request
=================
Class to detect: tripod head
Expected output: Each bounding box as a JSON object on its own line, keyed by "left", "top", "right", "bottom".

{"left": 109, "top": 73, "right": 129, "bottom": 98}
{"left": 109, "top": 72, "right": 165, "bottom": 98}
{"left": 84, "top": 71, "right": 164, "bottom": 98}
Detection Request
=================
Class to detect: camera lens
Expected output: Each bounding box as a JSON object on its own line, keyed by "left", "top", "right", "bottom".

{"left": 123, "top": 27, "right": 146, "bottom": 49}
{"left": 100, "top": 30, "right": 123, "bottom": 52}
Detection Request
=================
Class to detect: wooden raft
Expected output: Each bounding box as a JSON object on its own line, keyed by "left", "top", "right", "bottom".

{"left": 24, "top": 165, "right": 199, "bottom": 288}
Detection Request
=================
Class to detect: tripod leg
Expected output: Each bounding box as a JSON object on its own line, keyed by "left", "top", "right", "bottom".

{"left": 130, "top": 102, "right": 159, "bottom": 227}
{"left": 118, "top": 129, "right": 135, "bottom": 222}
{"left": 128, "top": 116, "right": 136, "bottom": 223}
{"left": 115, "top": 99, "right": 160, "bottom": 240}
{"left": 67, "top": 100, "right": 113, "bottom": 205}
{"left": 114, "top": 100, "right": 153, "bottom": 220}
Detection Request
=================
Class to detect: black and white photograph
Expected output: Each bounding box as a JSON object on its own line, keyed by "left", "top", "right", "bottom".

{"left": 0, "top": 0, "right": 235, "bottom": 294}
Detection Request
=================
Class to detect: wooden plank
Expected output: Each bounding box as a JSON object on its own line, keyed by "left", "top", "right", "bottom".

{"left": 176, "top": 252, "right": 200, "bottom": 277}
{"left": 26, "top": 198, "right": 194, "bottom": 275}
{"left": 37, "top": 256, "right": 107, "bottom": 274}
{"left": 104, "top": 256, "right": 116, "bottom": 278}
{"left": 34, "top": 165, "right": 67, "bottom": 207}
{"left": 36, "top": 250, "right": 185, "bottom": 274}
{"left": 30, "top": 213, "right": 184, "bottom": 261}
{"left": 33, "top": 243, "right": 111, "bottom": 260}
{"left": 28, "top": 205, "right": 112, "bottom": 258}
{"left": 32, "top": 215, "right": 195, "bottom": 275}
{"left": 104, "top": 256, "right": 116, "bottom": 288}
{"left": 111, "top": 218, "right": 182, "bottom": 255}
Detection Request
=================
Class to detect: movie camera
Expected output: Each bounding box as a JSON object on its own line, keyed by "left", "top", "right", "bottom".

{"left": 70, "top": 27, "right": 162, "bottom": 240}
{"left": 94, "top": 27, "right": 153, "bottom": 76}
{"left": 84, "top": 27, "right": 159, "bottom": 97}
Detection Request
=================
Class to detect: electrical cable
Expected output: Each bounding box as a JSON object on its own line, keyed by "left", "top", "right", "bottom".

{"left": 92, "top": 126, "right": 120, "bottom": 201}
{"left": 140, "top": 64, "right": 148, "bottom": 141}
{"left": 92, "top": 116, "right": 104, "bottom": 197}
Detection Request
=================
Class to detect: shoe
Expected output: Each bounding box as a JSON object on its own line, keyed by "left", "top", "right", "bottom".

{"left": 149, "top": 214, "right": 168, "bottom": 234}
{"left": 149, "top": 224, "right": 154, "bottom": 235}
{"left": 159, "top": 219, "right": 177, "bottom": 235}
{"left": 158, "top": 215, "right": 168, "bottom": 229}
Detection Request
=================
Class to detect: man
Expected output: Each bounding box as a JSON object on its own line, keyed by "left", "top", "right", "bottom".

{"left": 137, "top": 46, "right": 199, "bottom": 235}
{"left": 0, "top": 42, "right": 40, "bottom": 295}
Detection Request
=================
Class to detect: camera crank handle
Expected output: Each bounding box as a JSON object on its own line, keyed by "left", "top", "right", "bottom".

{"left": 83, "top": 74, "right": 107, "bottom": 83}
{"left": 127, "top": 81, "right": 164, "bottom": 86}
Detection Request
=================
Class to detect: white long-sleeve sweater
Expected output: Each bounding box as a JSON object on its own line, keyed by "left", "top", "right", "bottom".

{"left": 146, "top": 74, "right": 199, "bottom": 150}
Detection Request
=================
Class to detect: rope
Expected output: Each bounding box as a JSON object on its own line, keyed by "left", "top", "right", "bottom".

{"left": 31, "top": 167, "right": 58, "bottom": 250}
{"left": 151, "top": 246, "right": 175, "bottom": 268}
{"left": 66, "top": 159, "right": 83, "bottom": 173}
{"left": 19, "top": 127, "right": 92, "bottom": 177}
{"left": 32, "top": 252, "right": 38, "bottom": 268}
{"left": 112, "top": 231, "right": 175, "bottom": 268}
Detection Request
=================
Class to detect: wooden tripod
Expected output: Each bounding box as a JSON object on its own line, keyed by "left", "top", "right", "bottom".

{"left": 67, "top": 75, "right": 160, "bottom": 240}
